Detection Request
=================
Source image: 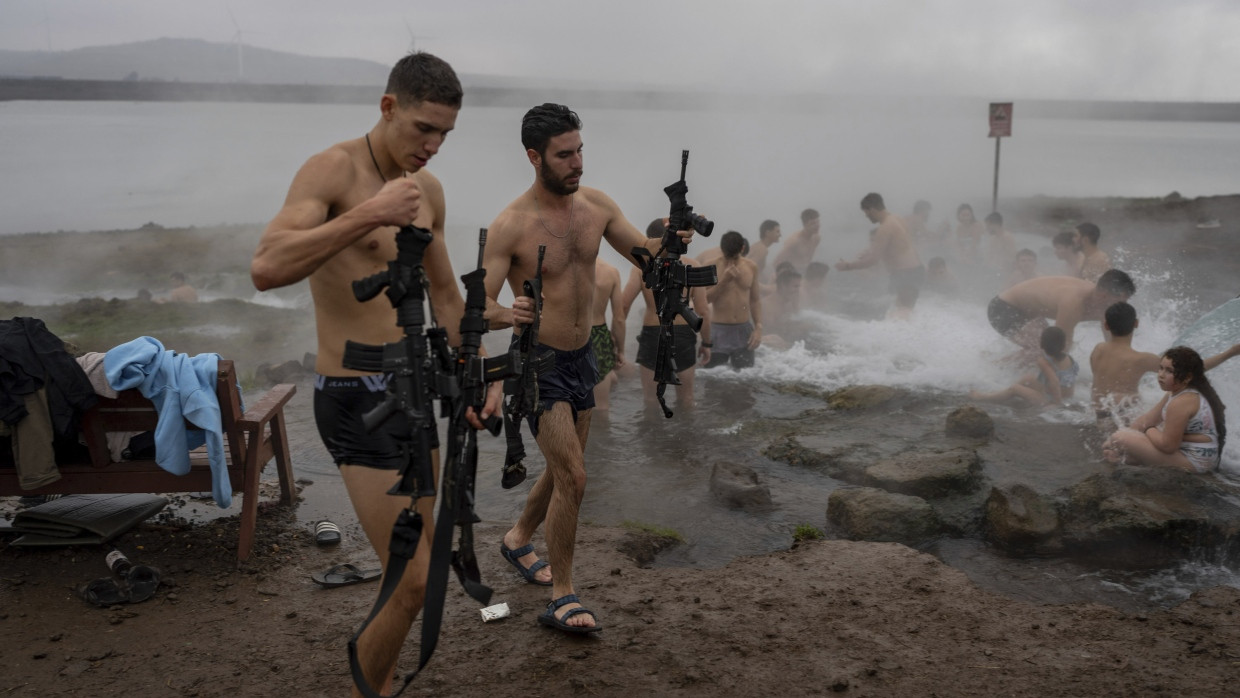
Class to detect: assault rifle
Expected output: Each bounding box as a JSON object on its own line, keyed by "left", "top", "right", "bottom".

{"left": 499, "top": 244, "right": 555, "bottom": 488}
{"left": 341, "top": 226, "right": 510, "bottom": 698}
{"left": 631, "top": 150, "right": 717, "bottom": 418}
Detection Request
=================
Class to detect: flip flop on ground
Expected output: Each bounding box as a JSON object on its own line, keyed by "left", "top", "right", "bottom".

{"left": 314, "top": 520, "right": 342, "bottom": 546}
{"left": 537, "top": 594, "right": 602, "bottom": 635}
{"left": 311, "top": 563, "right": 382, "bottom": 588}
{"left": 500, "top": 542, "right": 552, "bottom": 586}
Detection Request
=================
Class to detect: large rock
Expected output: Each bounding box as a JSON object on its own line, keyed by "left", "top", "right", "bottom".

{"left": 827, "top": 487, "right": 941, "bottom": 544}
{"left": 1057, "top": 466, "right": 1240, "bottom": 567}
{"left": 864, "top": 449, "right": 983, "bottom": 498}
{"left": 945, "top": 406, "right": 994, "bottom": 439}
{"left": 255, "top": 359, "right": 308, "bottom": 385}
{"left": 826, "top": 385, "right": 898, "bottom": 410}
{"left": 985, "top": 484, "right": 1062, "bottom": 554}
{"left": 710, "top": 462, "right": 773, "bottom": 512}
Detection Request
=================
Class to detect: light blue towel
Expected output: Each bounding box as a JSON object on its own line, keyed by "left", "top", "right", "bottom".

{"left": 104, "top": 337, "right": 232, "bottom": 508}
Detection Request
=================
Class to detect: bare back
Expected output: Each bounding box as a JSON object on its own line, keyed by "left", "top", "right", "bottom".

{"left": 999, "top": 276, "right": 1098, "bottom": 346}
{"left": 1090, "top": 340, "right": 1160, "bottom": 409}
{"left": 999, "top": 276, "right": 1094, "bottom": 321}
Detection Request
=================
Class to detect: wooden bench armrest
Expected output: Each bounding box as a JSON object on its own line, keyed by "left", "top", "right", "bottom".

{"left": 237, "top": 384, "right": 297, "bottom": 431}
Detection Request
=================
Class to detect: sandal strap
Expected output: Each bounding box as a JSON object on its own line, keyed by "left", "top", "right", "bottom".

{"left": 548, "top": 593, "right": 580, "bottom": 610}
{"left": 316, "top": 521, "right": 341, "bottom": 533}
{"left": 527, "top": 559, "right": 549, "bottom": 574}
{"left": 560, "top": 606, "right": 596, "bottom": 622}
{"left": 505, "top": 542, "right": 535, "bottom": 557}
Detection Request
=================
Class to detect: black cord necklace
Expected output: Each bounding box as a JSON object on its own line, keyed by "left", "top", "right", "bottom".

{"left": 366, "top": 133, "right": 399, "bottom": 182}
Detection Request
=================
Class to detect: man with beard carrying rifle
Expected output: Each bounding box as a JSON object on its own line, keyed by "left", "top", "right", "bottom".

{"left": 482, "top": 104, "right": 705, "bottom": 633}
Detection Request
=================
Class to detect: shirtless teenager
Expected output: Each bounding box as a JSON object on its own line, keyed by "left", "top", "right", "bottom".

{"left": 1077, "top": 222, "right": 1111, "bottom": 283}
{"left": 987, "top": 269, "right": 1136, "bottom": 355}
{"left": 589, "top": 258, "right": 625, "bottom": 410}
{"left": 1052, "top": 231, "right": 1085, "bottom": 277}
{"left": 250, "top": 53, "right": 501, "bottom": 695}
{"left": 761, "top": 267, "right": 804, "bottom": 349}
{"left": 705, "top": 230, "right": 762, "bottom": 369}
{"left": 771, "top": 208, "right": 821, "bottom": 275}
{"left": 836, "top": 192, "right": 925, "bottom": 314}
{"left": 750, "top": 219, "right": 781, "bottom": 283}
{"left": 481, "top": 104, "right": 694, "bottom": 633}
{"left": 1090, "top": 301, "right": 1240, "bottom": 428}
{"left": 621, "top": 218, "right": 713, "bottom": 407}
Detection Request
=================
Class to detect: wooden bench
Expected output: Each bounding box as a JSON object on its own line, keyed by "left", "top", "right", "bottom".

{"left": 0, "top": 360, "right": 297, "bottom": 562}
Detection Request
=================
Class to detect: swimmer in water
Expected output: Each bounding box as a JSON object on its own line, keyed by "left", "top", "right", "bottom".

{"left": 987, "top": 269, "right": 1136, "bottom": 357}
{"left": 836, "top": 192, "right": 925, "bottom": 317}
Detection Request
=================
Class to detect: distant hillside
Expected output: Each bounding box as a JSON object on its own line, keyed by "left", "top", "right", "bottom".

{"left": 0, "top": 38, "right": 389, "bottom": 85}
{"left": 2, "top": 39, "right": 1239, "bottom": 121}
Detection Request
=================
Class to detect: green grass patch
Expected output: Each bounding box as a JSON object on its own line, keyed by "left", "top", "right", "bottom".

{"left": 792, "top": 523, "right": 824, "bottom": 542}
{"left": 620, "top": 520, "right": 685, "bottom": 542}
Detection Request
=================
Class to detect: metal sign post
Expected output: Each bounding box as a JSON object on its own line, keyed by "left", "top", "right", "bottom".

{"left": 988, "top": 102, "right": 1013, "bottom": 213}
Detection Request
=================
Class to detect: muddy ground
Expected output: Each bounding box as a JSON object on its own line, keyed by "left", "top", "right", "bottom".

{"left": 4, "top": 504, "right": 1240, "bottom": 698}
{"left": 3, "top": 195, "right": 1240, "bottom": 696}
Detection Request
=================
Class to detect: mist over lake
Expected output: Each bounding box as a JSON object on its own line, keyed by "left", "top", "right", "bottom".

{"left": 3, "top": 98, "right": 1239, "bottom": 272}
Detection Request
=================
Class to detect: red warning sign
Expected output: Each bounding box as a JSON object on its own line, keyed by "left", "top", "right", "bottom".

{"left": 989, "top": 102, "right": 1013, "bottom": 138}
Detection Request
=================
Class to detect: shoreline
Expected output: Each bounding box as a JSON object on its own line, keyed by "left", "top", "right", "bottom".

{"left": 5, "top": 77, "right": 1240, "bottom": 122}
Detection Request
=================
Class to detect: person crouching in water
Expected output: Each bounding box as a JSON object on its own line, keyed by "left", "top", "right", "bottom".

{"left": 969, "top": 326, "right": 1079, "bottom": 408}
{"left": 1103, "top": 346, "right": 1226, "bottom": 473}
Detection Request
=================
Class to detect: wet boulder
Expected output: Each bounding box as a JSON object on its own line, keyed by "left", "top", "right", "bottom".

{"left": 826, "top": 385, "right": 898, "bottom": 410}
{"left": 864, "top": 448, "right": 983, "bottom": 499}
{"left": 255, "top": 359, "right": 309, "bottom": 386}
{"left": 985, "top": 484, "right": 1063, "bottom": 554}
{"left": 1057, "top": 466, "right": 1240, "bottom": 567}
{"left": 827, "top": 487, "right": 941, "bottom": 544}
{"left": 710, "top": 462, "right": 773, "bottom": 512}
{"left": 945, "top": 406, "right": 994, "bottom": 439}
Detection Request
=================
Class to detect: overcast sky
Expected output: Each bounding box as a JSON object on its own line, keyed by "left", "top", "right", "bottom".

{"left": 3, "top": 0, "right": 1239, "bottom": 101}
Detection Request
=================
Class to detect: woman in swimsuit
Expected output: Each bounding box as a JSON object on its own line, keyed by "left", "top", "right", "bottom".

{"left": 1103, "top": 346, "right": 1228, "bottom": 473}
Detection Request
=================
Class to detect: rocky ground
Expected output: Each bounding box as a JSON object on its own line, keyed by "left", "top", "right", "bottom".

{"left": 3, "top": 195, "right": 1240, "bottom": 696}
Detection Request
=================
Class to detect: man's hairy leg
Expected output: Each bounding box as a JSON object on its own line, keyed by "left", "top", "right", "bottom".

{"left": 340, "top": 462, "right": 437, "bottom": 696}
{"left": 503, "top": 459, "right": 555, "bottom": 585}
{"left": 534, "top": 402, "right": 597, "bottom": 627}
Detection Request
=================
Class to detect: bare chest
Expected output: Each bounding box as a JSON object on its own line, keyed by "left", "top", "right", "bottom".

{"left": 509, "top": 210, "right": 604, "bottom": 290}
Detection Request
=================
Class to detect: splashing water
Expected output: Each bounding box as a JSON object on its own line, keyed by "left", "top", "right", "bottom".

{"left": 702, "top": 260, "right": 1238, "bottom": 473}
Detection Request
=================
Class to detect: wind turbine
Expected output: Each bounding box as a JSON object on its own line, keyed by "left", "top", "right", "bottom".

{"left": 403, "top": 18, "right": 434, "bottom": 54}
{"left": 227, "top": 4, "right": 245, "bottom": 81}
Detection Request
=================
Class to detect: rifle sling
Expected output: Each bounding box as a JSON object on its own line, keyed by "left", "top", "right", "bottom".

{"left": 347, "top": 509, "right": 423, "bottom": 698}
